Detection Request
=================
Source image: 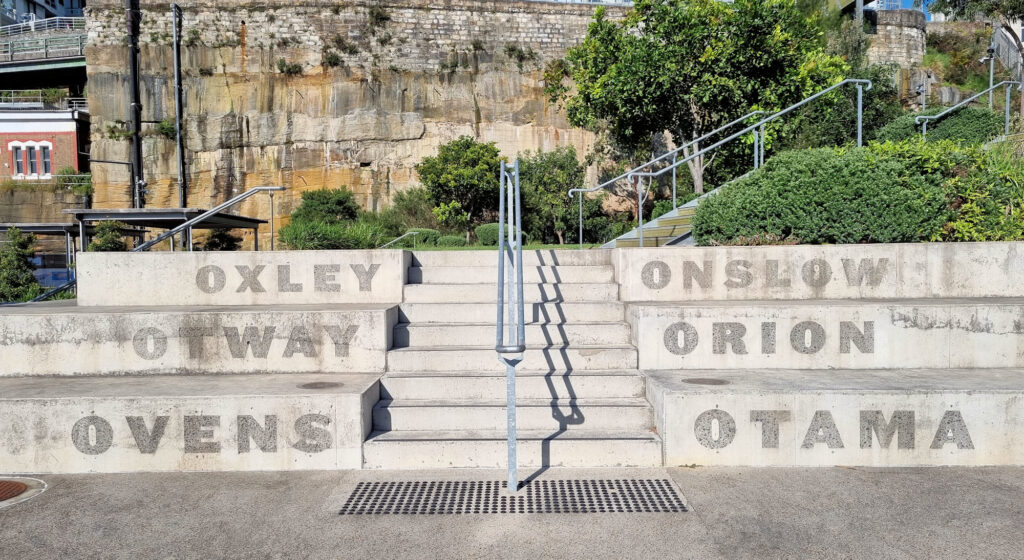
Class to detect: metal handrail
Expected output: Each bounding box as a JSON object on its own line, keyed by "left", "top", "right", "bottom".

{"left": 626, "top": 78, "right": 872, "bottom": 247}
{"left": 915, "top": 81, "right": 1022, "bottom": 137}
{"left": 0, "top": 17, "right": 85, "bottom": 39}
{"left": 568, "top": 109, "right": 766, "bottom": 248}
{"left": 379, "top": 230, "right": 419, "bottom": 248}
{"left": 10, "top": 186, "right": 286, "bottom": 304}
{"left": 495, "top": 159, "right": 524, "bottom": 494}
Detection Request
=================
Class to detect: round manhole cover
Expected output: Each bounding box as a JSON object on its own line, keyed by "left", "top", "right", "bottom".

{"left": 298, "top": 382, "right": 342, "bottom": 390}
{"left": 0, "top": 481, "right": 28, "bottom": 502}
{"left": 681, "top": 378, "right": 729, "bottom": 386}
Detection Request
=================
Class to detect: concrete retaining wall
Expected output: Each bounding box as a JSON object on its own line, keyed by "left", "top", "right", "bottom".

{"left": 613, "top": 243, "right": 1024, "bottom": 302}
{"left": 647, "top": 370, "right": 1024, "bottom": 467}
{"left": 0, "top": 374, "right": 378, "bottom": 473}
{"left": 0, "top": 305, "right": 395, "bottom": 376}
{"left": 77, "top": 250, "right": 410, "bottom": 306}
{"left": 629, "top": 300, "right": 1024, "bottom": 370}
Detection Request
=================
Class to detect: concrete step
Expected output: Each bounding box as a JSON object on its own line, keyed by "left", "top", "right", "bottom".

{"left": 402, "top": 283, "right": 618, "bottom": 303}
{"left": 640, "top": 224, "right": 692, "bottom": 238}
{"left": 398, "top": 302, "right": 625, "bottom": 324}
{"left": 645, "top": 368, "right": 1024, "bottom": 467}
{"left": 411, "top": 250, "right": 612, "bottom": 267}
{"left": 393, "top": 322, "right": 632, "bottom": 347}
{"left": 614, "top": 237, "right": 673, "bottom": 248}
{"left": 656, "top": 215, "right": 694, "bottom": 227}
{"left": 387, "top": 345, "right": 638, "bottom": 372}
{"left": 0, "top": 373, "right": 381, "bottom": 474}
{"left": 373, "top": 398, "right": 654, "bottom": 431}
{"left": 631, "top": 297, "right": 1024, "bottom": 370}
{"left": 380, "top": 371, "right": 645, "bottom": 400}
{"left": 408, "top": 265, "right": 614, "bottom": 284}
{"left": 0, "top": 303, "right": 395, "bottom": 377}
{"left": 363, "top": 429, "right": 663, "bottom": 468}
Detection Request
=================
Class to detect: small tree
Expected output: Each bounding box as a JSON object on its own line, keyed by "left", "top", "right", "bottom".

{"left": 519, "top": 146, "right": 585, "bottom": 244}
{"left": 415, "top": 136, "right": 502, "bottom": 236}
{"left": 290, "top": 188, "right": 361, "bottom": 224}
{"left": 0, "top": 227, "right": 44, "bottom": 302}
{"left": 431, "top": 201, "right": 471, "bottom": 241}
{"left": 88, "top": 221, "right": 128, "bottom": 252}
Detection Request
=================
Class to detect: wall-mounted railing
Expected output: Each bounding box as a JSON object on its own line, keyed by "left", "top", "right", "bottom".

{"left": 379, "top": 230, "right": 420, "bottom": 249}
{"left": 915, "top": 80, "right": 1022, "bottom": 137}
{"left": 0, "top": 17, "right": 85, "bottom": 39}
{"left": 0, "top": 33, "right": 86, "bottom": 64}
{"left": 0, "top": 90, "right": 88, "bottom": 112}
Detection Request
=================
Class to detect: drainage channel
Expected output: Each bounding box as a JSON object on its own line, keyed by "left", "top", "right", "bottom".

{"left": 339, "top": 479, "right": 687, "bottom": 515}
{"left": 0, "top": 477, "right": 47, "bottom": 510}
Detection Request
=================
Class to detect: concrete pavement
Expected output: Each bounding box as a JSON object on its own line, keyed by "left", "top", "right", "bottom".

{"left": 2, "top": 466, "right": 1022, "bottom": 559}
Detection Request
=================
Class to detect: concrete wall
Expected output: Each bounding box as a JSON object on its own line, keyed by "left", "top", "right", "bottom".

{"left": 0, "top": 305, "right": 395, "bottom": 376}
{"left": 0, "top": 374, "right": 378, "bottom": 473}
{"left": 613, "top": 243, "right": 1024, "bottom": 302}
{"left": 77, "top": 249, "right": 409, "bottom": 306}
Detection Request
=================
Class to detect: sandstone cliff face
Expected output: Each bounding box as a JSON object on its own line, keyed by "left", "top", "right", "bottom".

{"left": 85, "top": 0, "right": 620, "bottom": 246}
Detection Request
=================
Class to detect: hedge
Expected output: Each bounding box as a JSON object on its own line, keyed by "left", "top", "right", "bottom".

{"left": 475, "top": 223, "right": 530, "bottom": 246}
{"left": 436, "top": 235, "right": 468, "bottom": 247}
{"left": 875, "top": 106, "right": 1004, "bottom": 146}
{"left": 278, "top": 220, "right": 384, "bottom": 250}
{"left": 407, "top": 228, "right": 441, "bottom": 246}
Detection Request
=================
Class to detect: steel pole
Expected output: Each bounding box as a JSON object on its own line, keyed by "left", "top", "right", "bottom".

{"left": 759, "top": 124, "right": 766, "bottom": 167}
{"left": 637, "top": 177, "right": 643, "bottom": 248}
{"left": 578, "top": 192, "right": 583, "bottom": 249}
{"left": 990, "top": 55, "right": 995, "bottom": 109}
{"left": 269, "top": 193, "right": 276, "bottom": 251}
{"left": 1006, "top": 86, "right": 1012, "bottom": 134}
{"left": 172, "top": 4, "right": 187, "bottom": 210}
{"left": 125, "top": 0, "right": 144, "bottom": 207}
{"left": 856, "top": 84, "right": 864, "bottom": 147}
{"left": 671, "top": 153, "right": 677, "bottom": 209}
{"left": 752, "top": 131, "right": 759, "bottom": 170}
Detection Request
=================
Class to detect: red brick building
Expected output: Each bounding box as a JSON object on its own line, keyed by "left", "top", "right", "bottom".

{"left": 0, "top": 107, "right": 89, "bottom": 181}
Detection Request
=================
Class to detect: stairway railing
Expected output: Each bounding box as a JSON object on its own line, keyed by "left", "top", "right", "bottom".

{"left": 4, "top": 186, "right": 286, "bottom": 305}
{"left": 568, "top": 110, "right": 765, "bottom": 249}
{"left": 495, "top": 159, "right": 525, "bottom": 493}
{"left": 625, "top": 78, "right": 872, "bottom": 247}
{"left": 379, "top": 230, "right": 420, "bottom": 249}
{"left": 915, "top": 80, "right": 1022, "bottom": 137}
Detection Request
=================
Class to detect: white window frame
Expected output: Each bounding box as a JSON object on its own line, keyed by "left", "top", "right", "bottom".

{"left": 7, "top": 140, "right": 54, "bottom": 180}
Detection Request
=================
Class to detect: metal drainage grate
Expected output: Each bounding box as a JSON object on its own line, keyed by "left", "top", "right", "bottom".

{"left": 0, "top": 481, "right": 28, "bottom": 502}
{"left": 339, "top": 479, "right": 686, "bottom": 515}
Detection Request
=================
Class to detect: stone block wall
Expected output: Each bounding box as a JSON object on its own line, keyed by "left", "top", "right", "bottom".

{"left": 867, "top": 9, "right": 926, "bottom": 69}
{"left": 83, "top": 0, "right": 626, "bottom": 247}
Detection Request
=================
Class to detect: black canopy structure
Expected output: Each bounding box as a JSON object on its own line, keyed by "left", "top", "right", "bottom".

{"left": 63, "top": 208, "right": 268, "bottom": 251}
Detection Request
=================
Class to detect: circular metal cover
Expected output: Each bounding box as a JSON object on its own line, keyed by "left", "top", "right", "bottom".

{"left": 0, "top": 481, "right": 28, "bottom": 502}
{"left": 298, "top": 382, "right": 342, "bottom": 390}
{"left": 681, "top": 378, "right": 729, "bottom": 386}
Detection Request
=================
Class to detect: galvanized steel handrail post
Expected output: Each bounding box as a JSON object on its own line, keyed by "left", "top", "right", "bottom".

{"left": 379, "top": 230, "right": 420, "bottom": 249}
{"left": 568, "top": 109, "right": 766, "bottom": 248}
{"left": 626, "top": 78, "right": 873, "bottom": 246}
{"left": 915, "top": 80, "right": 1022, "bottom": 138}
{"left": 495, "top": 159, "right": 525, "bottom": 494}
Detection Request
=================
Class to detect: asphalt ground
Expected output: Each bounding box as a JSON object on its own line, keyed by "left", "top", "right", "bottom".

{"left": 2, "top": 466, "right": 1022, "bottom": 559}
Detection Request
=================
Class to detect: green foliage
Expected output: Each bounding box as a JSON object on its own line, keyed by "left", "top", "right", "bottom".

{"left": 432, "top": 201, "right": 470, "bottom": 233}
{"left": 331, "top": 34, "right": 360, "bottom": 55}
{"left": 518, "top": 146, "right": 585, "bottom": 244}
{"left": 156, "top": 118, "right": 177, "bottom": 139}
{"left": 290, "top": 188, "right": 361, "bottom": 224}
{"left": 0, "top": 227, "right": 43, "bottom": 303}
{"left": 650, "top": 192, "right": 701, "bottom": 221}
{"left": 475, "top": 223, "right": 530, "bottom": 246}
{"left": 925, "top": 26, "right": 999, "bottom": 87}
{"left": 185, "top": 28, "right": 201, "bottom": 47}
{"left": 105, "top": 121, "right": 132, "bottom": 141}
{"left": 693, "top": 139, "right": 1024, "bottom": 245}
{"left": 368, "top": 5, "right": 390, "bottom": 33}
{"left": 436, "top": 235, "right": 467, "bottom": 247}
{"left": 53, "top": 168, "right": 92, "bottom": 197}
{"left": 406, "top": 228, "right": 441, "bottom": 246}
{"left": 358, "top": 207, "right": 405, "bottom": 238}
{"left": 875, "top": 106, "right": 1004, "bottom": 145}
{"left": 276, "top": 58, "right": 303, "bottom": 76}
{"left": 503, "top": 43, "right": 538, "bottom": 71}
{"left": 415, "top": 136, "right": 502, "bottom": 228}
{"left": 199, "top": 229, "right": 243, "bottom": 251}
{"left": 88, "top": 221, "right": 129, "bottom": 252}
{"left": 278, "top": 220, "right": 384, "bottom": 250}
{"left": 390, "top": 187, "right": 440, "bottom": 229}
{"left": 323, "top": 51, "right": 344, "bottom": 68}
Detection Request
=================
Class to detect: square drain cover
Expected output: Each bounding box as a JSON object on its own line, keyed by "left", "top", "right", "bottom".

{"left": 339, "top": 479, "right": 686, "bottom": 515}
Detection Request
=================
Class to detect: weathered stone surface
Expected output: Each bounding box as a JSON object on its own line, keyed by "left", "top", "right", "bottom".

{"left": 867, "top": 9, "right": 926, "bottom": 69}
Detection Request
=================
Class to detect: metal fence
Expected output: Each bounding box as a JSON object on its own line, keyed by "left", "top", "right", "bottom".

{"left": 0, "top": 33, "right": 86, "bottom": 63}
{"left": 0, "top": 90, "right": 88, "bottom": 112}
{"left": 0, "top": 17, "right": 85, "bottom": 39}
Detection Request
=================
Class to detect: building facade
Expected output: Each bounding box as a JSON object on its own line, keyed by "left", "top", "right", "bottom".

{"left": 2, "top": 0, "right": 85, "bottom": 25}
{"left": 0, "top": 107, "right": 89, "bottom": 180}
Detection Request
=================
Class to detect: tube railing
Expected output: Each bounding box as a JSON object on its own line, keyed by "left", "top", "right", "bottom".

{"left": 915, "top": 80, "right": 1022, "bottom": 138}
{"left": 495, "top": 159, "right": 525, "bottom": 494}
{"left": 379, "top": 230, "right": 419, "bottom": 248}
{"left": 7, "top": 186, "right": 286, "bottom": 304}
{"left": 626, "top": 78, "right": 872, "bottom": 247}
{"left": 568, "top": 109, "right": 766, "bottom": 248}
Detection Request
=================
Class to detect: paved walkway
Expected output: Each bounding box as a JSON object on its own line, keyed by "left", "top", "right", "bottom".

{"left": 2, "top": 467, "right": 1022, "bottom": 559}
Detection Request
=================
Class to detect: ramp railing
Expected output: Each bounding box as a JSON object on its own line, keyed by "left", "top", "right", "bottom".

{"left": 625, "top": 78, "right": 872, "bottom": 247}
{"left": 495, "top": 159, "right": 525, "bottom": 493}
{"left": 915, "top": 80, "right": 1022, "bottom": 138}
{"left": 568, "top": 109, "right": 765, "bottom": 248}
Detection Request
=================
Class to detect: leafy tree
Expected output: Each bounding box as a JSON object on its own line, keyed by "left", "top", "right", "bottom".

{"left": 519, "top": 146, "right": 585, "bottom": 244}
{"left": 554, "top": 0, "right": 847, "bottom": 193}
{"left": 432, "top": 201, "right": 471, "bottom": 240}
{"left": 928, "top": 0, "right": 1024, "bottom": 116}
{"left": 290, "top": 188, "right": 361, "bottom": 224}
{"left": 0, "top": 227, "right": 43, "bottom": 302}
{"left": 415, "top": 136, "right": 502, "bottom": 233}
{"left": 88, "top": 221, "right": 128, "bottom": 252}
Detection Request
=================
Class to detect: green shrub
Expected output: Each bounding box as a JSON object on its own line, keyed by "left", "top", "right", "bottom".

{"left": 88, "top": 221, "right": 129, "bottom": 252}
{"left": 693, "top": 140, "right": 1024, "bottom": 245}
{"left": 358, "top": 208, "right": 405, "bottom": 238}
{"left": 278, "top": 220, "right": 384, "bottom": 250}
{"left": 199, "top": 229, "right": 243, "bottom": 251}
{"left": 875, "top": 106, "right": 1004, "bottom": 145}
{"left": 0, "top": 227, "right": 43, "bottom": 302}
{"left": 291, "top": 188, "right": 361, "bottom": 224}
{"left": 156, "top": 118, "right": 177, "bottom": 139}
{"left": 390, "top": 187, "right": 440, "bottom": 229}
{"left": 276, "top": 58, "right": 302, "bottom": 76}
{"left": 406, "top": 228, "right": 441, "bottom": 246}
{"left": 474, "top": 223, "right": 531, "bottom": 246}
{"left": 436, "top": 235, "right": 467, "bottom": 247}
{"left": 650, "top": 193, "right": 701, "bottom": 221}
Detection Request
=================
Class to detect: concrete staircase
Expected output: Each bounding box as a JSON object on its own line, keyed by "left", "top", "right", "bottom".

{"left": 364, "top": 250, "right": 663, "bottom": 469}
{"left": 604, "top": 206, "right": 696, "bottom": 248}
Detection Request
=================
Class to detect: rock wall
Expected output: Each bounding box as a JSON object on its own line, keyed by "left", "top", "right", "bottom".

{"left": 867, "top": 9, "right": 926, "bottom": 69}
{"left": 84, "top": 0, "right": 624, "bottom": 246}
